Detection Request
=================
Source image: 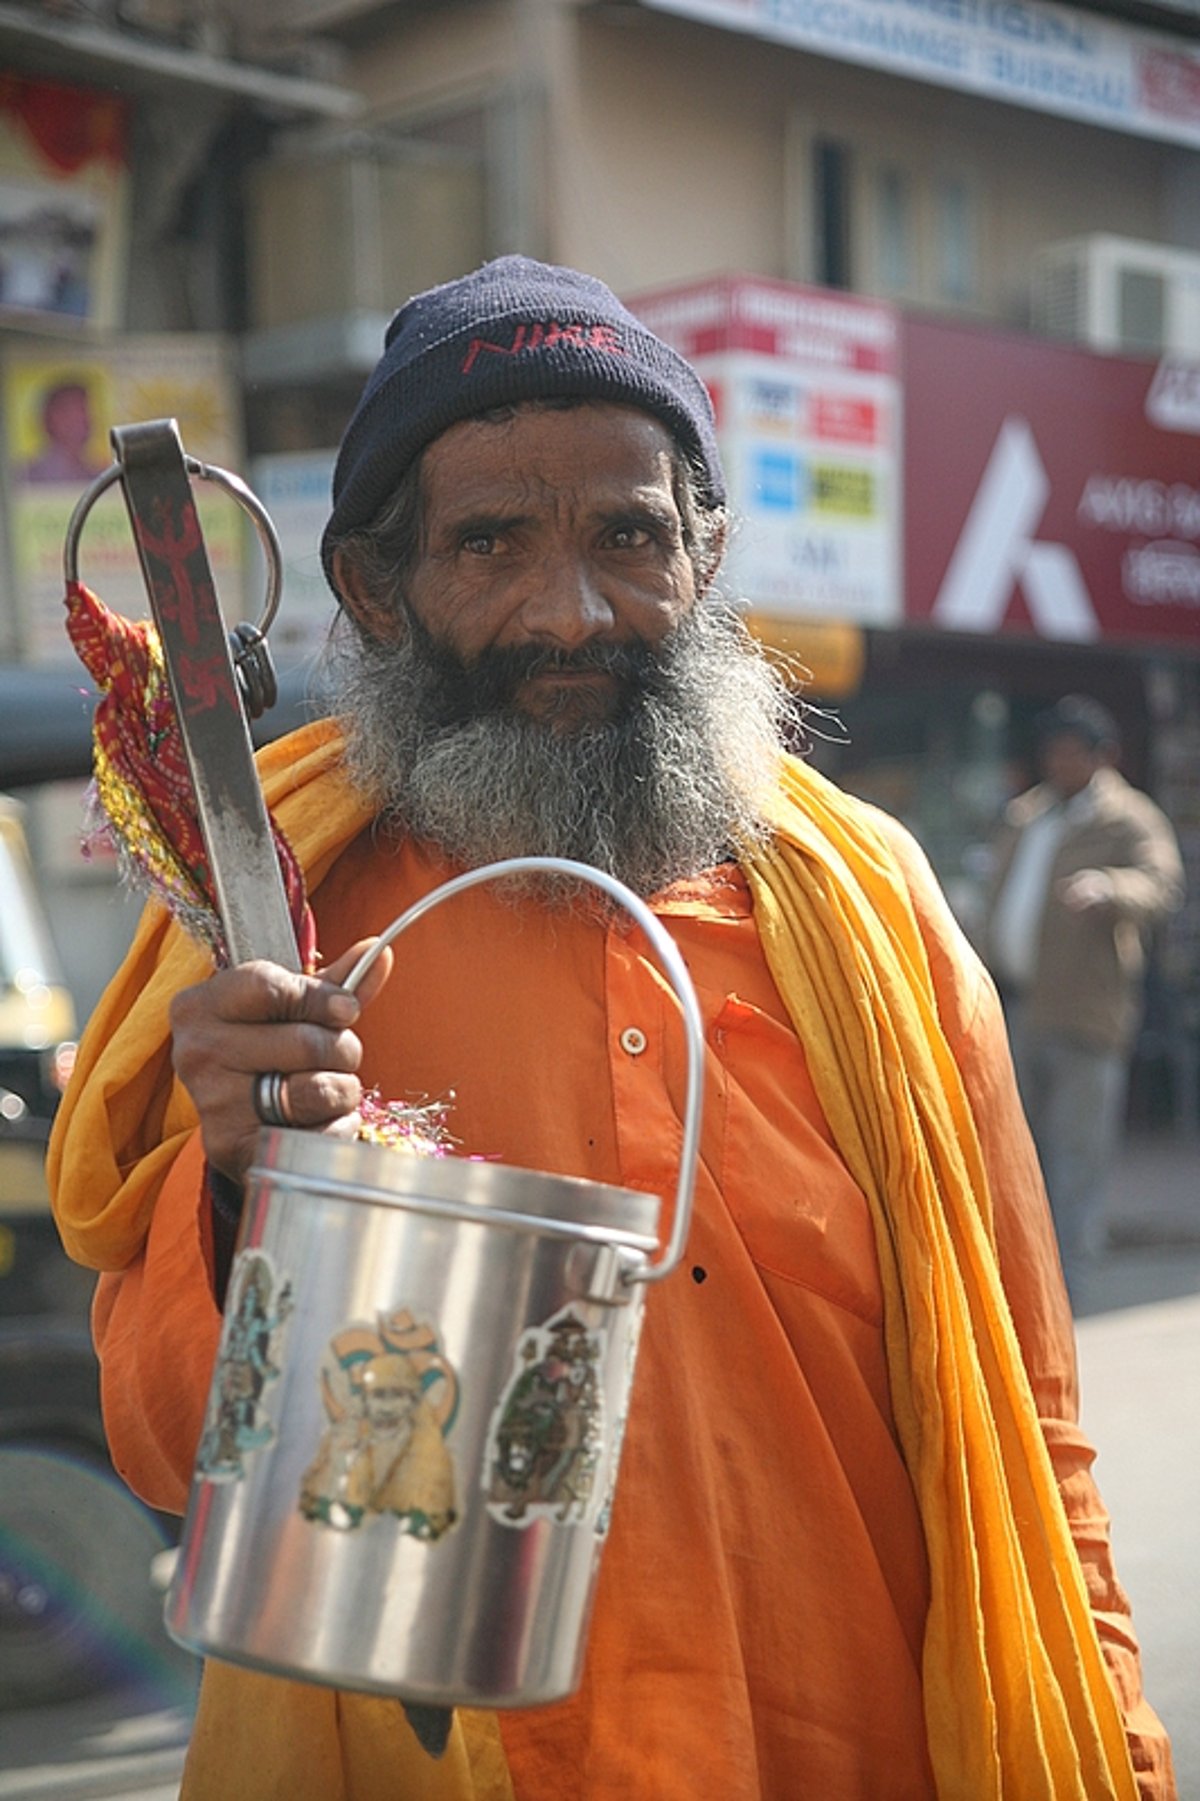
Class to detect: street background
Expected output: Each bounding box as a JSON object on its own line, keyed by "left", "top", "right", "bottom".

{"left": 2, "top": 1127, "right": 1197, "bottom": 1801}
{"left": 2, "top": 2, "right": 1199, "bottom": 1796}
{"left": 1075, "top": 1133, "right": 1200, "bottom": 1797}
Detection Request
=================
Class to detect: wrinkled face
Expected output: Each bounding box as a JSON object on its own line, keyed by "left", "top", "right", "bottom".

{"left": 324, "top": 398, "right": 786, "bottom": 896}
{"left": 398, "top": 404, "right": 700, "bottom": 730}
{"left": 1041, "top": 731, "right": 1101, "bottom": 799}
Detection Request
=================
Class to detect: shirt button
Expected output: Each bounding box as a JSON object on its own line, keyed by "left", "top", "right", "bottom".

{"left": 619, "top": 1026, "right": 647, "bottom": 1057}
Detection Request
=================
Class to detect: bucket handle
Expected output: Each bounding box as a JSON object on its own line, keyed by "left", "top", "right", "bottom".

{"left": 341, "top": 856, "right": 704, "bottom": 1287}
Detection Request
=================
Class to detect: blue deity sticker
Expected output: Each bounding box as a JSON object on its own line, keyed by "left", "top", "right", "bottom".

{"left": 485, "top": 1309, "right": 605, "bottom": 1528}
{"left": 298, "top": 1309, "right": 459, "bottom": 1541}
{"left": 195, "top": 1249, "right": 292, "bottom": 1481}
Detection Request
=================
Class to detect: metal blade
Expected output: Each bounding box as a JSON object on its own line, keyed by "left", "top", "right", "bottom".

{"left": 112, "top": 418, "right": 300, "bottom": 971}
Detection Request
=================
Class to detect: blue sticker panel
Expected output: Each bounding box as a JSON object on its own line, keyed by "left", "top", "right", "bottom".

{"left": 751, "top": 449, "right": 806, "bottom": 512}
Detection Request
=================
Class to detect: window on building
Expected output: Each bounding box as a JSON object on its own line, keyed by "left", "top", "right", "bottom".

{"left": 935, "top": 174, "right": 978, "bottom": 306}
{"left": 875, "top": 164, "right": 915, "bottom": 296}
{"left": 813, "top": 138, "right": 853, "bottom": 290}
{"left": 794, "top": 119, "right": 985, "bottom": 313}
{"left": 247, "top": 106, "right": 490, "bottom": 337}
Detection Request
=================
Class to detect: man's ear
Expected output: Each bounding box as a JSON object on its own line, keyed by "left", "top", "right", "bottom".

{"left": 332, "top": 548, "right": 406, "bottom": 644}
{"left": 695, "top": 515, "right": 728, "bottom": 598}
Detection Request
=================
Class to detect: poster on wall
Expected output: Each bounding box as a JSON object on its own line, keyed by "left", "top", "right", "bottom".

{"left": 4, "top": 336, "right": 245, "bottom": 664}
{"left": 628, "top": 275, "right": 902, "bottom": 627}
{"left": 0, "top": 75, "right": 130, "bottom": 333}
{"left": 248, "top": 450, "right": 339, "bottom": 668}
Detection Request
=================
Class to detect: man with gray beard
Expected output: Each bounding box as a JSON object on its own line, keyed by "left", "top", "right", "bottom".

{"left": 50, "top": 258, "right": 1173, "bottom": 1800}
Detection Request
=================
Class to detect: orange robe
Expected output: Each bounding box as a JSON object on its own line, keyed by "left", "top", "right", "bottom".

{"left": 86, "top": 824, "right": 1173, "bottom": 1799}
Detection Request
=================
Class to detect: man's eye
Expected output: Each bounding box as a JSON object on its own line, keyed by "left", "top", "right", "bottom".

{"left": 605, "top": 524, "right": 653, "bottom": 550}
{"left": 460, "top": 532, "right": 498, "bottom": 555}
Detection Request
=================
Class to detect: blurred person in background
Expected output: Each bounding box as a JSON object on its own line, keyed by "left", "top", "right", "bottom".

{"left": 984, "top": 695, "right": 1184, "bottom": 1302}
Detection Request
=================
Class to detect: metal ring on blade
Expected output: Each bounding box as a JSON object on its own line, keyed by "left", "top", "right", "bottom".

{"left": 62, "top": 454, "right": 283, "bottom": 643}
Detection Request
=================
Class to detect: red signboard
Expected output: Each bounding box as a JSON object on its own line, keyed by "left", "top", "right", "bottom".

{"left": 903, "top": 312, "right": 1200, "bottom": 649}
{"left": 631, "top": 275, "right": 899, "bottom": 375}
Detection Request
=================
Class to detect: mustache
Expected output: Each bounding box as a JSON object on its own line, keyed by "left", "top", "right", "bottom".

{"left": 403, "top": 612, "right": 669, "bottom": 725}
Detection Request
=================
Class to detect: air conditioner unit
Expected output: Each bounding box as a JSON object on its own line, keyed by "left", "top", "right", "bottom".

{"left": 1031, "top": 235, "right": 1200, "bottom": 358}
{"left": 247, "top": 132, "right": 486, "bottom": 335}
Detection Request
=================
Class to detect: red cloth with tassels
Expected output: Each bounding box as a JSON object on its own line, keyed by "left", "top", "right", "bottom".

{"left": 64, "top": 577, "right": 318, "bottom": 971}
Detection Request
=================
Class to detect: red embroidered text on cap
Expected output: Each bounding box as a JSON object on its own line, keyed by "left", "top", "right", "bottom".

{"left": 461, "top": 321, "right": 626, "bottom": 375}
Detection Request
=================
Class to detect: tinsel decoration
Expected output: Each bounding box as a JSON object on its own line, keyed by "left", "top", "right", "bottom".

{"left": 355, "top": 1091, "right": 457, "bottom": 1158}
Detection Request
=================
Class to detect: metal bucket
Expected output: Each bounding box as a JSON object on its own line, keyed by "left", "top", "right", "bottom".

{"left": 165, "top": 857, "right": 703, "bottom": 1707}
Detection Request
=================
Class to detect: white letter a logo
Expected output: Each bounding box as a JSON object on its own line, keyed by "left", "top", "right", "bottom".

{"left": 932, "top": 418, "right": 1099, "bottom": 641}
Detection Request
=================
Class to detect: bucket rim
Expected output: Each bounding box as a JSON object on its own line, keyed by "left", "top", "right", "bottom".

{"left": 247, "top": 1128, "right": 662, "bottom": 1252}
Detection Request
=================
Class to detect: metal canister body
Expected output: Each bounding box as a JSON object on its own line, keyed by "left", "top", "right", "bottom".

{"left": 166, "top": 1128, "right": 658, "bottom": 1706}
{"left": 167, "top": 855, "right": 705, "bottom": 1708}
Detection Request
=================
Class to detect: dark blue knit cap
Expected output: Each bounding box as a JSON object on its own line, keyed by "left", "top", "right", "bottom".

{"left": 320, "top": 255, "right": 725, "bottom": 595}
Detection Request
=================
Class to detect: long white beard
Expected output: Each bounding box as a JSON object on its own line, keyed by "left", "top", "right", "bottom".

{"left": 321, "top": 601, "right": 794, "bottom": 897}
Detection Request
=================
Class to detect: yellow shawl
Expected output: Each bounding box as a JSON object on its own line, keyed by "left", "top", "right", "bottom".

{"left": 48, "top": 720, "right": 1136, "bottom": 1799}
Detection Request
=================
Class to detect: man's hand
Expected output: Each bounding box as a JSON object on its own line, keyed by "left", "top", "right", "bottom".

{"left": 169, "top": 938, "right": 394, "bottom": 1184}
{"left": 1057, "top": 868, "right": 1116, "bottom": 912}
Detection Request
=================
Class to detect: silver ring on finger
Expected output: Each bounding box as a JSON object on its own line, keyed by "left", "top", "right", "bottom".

{"left": 253, "top": 1070, "right": 294, "bottom": 1129}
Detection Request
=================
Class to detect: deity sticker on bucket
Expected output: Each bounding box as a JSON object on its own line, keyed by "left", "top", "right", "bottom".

{"left": 485, "top": 1309, "right": 605, "bottom": 1527}
{"left": 299, "top": 1309, "right": 459, "bottom": 1540}
{"left": 195, "top": 1249, "right": 293, "bottom": 1482}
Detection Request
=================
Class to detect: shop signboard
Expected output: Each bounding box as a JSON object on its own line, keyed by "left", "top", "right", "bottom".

{"left": 628, "top": 276, "right": 902, "bottom": 627}
{"left": 642, "top": 0, "right": 1200, "bottom": 151}
{"left": 3, "top": 335, "right": 244, "bottom": 665}
{"left": 903, "top": 312, "right": 1200, "bottom": 648}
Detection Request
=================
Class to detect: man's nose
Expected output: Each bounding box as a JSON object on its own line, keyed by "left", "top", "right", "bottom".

{"left": 516, "top": 549, "right": 616, "bottom": 647}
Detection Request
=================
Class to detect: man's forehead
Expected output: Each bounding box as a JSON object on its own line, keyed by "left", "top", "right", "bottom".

{"left": 420, "top": 401, "right": 681, "bottom": 499}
